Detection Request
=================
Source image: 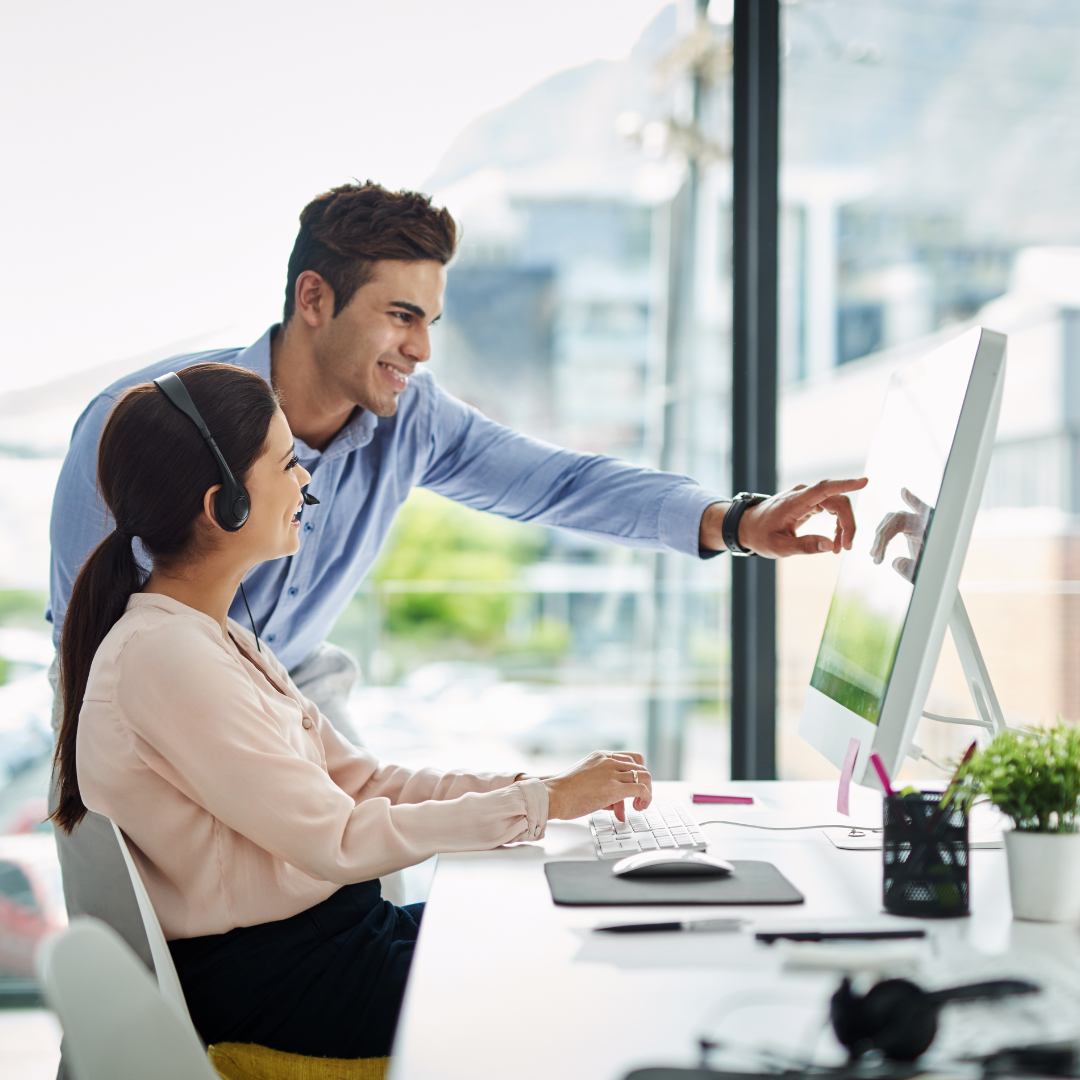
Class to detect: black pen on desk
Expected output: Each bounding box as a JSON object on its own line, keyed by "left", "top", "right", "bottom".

{"left": 595, "top": 918, "right": 745, "bottom": 934}
{"left": 756, "top": 929, "right": 925, "bottom": 944}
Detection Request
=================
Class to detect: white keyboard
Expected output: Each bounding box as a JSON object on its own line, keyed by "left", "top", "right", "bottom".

{"left": 589, "top": 800, "right": 708, "bottom": 859}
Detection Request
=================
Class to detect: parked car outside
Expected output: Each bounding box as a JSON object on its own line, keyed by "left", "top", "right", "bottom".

{"left": 0, "top": 833, "right": 66, "bottom": 978}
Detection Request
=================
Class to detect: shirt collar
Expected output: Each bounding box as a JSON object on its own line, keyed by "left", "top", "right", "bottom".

{"left": 234, "top": 325, "right": 275, "bottom": 383}
{"left": 241, "top": 325, "right": 379, "bottom": 464}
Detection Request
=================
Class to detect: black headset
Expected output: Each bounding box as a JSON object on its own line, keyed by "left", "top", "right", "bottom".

{"left": 153, "top": 371, "right": 252, "bottom": 531}
{"left": 152, "top": 368, "right": 320, "bottom": 654}
{"left": 830, "top": 976, "right": 1039, "bottom": 1062}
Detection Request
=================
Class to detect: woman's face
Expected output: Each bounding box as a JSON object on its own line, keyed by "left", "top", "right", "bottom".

{"left": 238, "top": 409, "right": 312, "bottom": 561}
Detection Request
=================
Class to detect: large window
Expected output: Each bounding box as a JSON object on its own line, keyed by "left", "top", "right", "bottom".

{"left": 777, "top": 0, "right": 1080, "bottom": 780}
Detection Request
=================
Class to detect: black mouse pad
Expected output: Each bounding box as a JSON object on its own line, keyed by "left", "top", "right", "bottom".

{"left": 543, "top": 859, "right": 804, "bottom": 906}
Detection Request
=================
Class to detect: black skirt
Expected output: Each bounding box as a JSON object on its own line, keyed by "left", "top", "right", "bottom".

{"left": 169, "top": 881, "right": 424, "bottom": 1059}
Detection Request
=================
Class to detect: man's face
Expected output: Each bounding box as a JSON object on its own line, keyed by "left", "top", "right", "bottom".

{"left": 313, "top": 259, "right": 446, "bottom": 418}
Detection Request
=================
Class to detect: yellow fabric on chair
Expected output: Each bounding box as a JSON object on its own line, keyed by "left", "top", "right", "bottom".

{"left": 209, "top": 1042, "right": 390, "bottom": 1080}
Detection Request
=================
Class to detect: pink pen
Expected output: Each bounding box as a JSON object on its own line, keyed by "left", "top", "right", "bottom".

{"left": 870, "top": 752, "right": 896, "bottom": 797}
{"left": 692, "top": 794, "right": 755, "bottom": 805}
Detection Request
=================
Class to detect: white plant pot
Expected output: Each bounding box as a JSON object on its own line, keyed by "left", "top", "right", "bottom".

{"left": 1004, "top": 830, "right": 1080, "bottom": 922}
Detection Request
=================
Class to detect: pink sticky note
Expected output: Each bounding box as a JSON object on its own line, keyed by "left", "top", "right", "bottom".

{"left": 837, "top": 737, "right": 860, "bottom": 816}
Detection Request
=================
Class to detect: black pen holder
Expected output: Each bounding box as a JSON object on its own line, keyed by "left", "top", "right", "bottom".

{"left": 882, "top": 791, "right": 969, "bottom": 918}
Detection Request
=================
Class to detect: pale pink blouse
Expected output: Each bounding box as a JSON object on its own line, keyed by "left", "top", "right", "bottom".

{"left": 76, "top": 593, "right": 548, "bottom": 940}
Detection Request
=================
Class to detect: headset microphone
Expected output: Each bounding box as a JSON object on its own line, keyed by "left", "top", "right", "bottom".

{"left": 154, "top": 372, "right": 251, "bottom": 532}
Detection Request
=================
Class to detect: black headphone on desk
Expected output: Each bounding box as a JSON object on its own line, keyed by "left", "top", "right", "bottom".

{"left": 154, "top": 371, "right": 252, "bottom": 532}
{"left": 830, "top": 976, "right": 1039, "bottom": 1062}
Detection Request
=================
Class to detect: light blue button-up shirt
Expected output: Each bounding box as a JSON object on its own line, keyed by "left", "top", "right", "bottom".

{"left": 48, "top": 326, "right": 725, "bottom": 671}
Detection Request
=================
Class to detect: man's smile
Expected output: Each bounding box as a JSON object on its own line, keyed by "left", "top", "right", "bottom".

{"left": 377, "top": 359, "right": 413, "bottom": 392}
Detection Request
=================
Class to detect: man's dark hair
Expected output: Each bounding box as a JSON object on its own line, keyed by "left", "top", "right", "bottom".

{"left": 283, "top": 182, "right": 458, "bottom": 323}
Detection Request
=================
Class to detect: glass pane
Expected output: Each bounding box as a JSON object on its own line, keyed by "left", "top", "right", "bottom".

{"left": 332, "top": 3, "right": 735, "bottom": 786}
{"left": 778, "top": 0, "right": 1080, "bottom": 780}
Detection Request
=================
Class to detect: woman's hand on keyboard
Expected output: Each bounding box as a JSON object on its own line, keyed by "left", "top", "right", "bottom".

{"left": 543, "top": 751, "right": 652, "bottom": 822}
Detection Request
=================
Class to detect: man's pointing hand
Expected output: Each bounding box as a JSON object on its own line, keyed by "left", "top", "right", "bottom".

{"left": 700, "top": 477, "right": 869, "bottom": 558}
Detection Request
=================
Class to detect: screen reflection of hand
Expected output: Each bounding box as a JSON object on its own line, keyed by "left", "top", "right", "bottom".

{"left": 870, "top": 487, "right": 933, "bottom": 584}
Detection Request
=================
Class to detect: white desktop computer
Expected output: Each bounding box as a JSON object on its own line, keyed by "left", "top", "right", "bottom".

{"left": 799, "top": 326, "right": 1008, "bottom": 787}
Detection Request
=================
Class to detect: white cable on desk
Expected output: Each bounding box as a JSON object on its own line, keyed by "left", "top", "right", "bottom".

{"left": 699, "top": 820, "right": 883, "bottom": 832}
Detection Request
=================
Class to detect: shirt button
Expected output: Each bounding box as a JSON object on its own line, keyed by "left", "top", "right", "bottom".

{"left": 266, "top": 633, "right": 276, "bottom": 643}
{"left": 287, "top": 587, "right": 298, "bottom": 597}
{"left": 303, "top": 522, "right": 314, "bottom": 532}
{"left": 302, "top": 717, "right": 312, "bottom": 730}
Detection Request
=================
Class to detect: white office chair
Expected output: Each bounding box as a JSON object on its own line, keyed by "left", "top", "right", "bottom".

{"left": 107, "top": 819, "right": 392, "bottom": 1080}
{"left": 110, "top": 819, "right": 196, "bottom": 1030}
{"left": 36, "top": 917, "right": 220, "bottom": 1080}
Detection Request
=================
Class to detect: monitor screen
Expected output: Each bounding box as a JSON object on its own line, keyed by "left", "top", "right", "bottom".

{"left": 808, "top": 346, "right": 978, "bottom": 725}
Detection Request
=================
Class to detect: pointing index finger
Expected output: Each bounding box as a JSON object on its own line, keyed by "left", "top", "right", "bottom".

{"left": 802, "top": 477, "right": 868, "bottom": 501}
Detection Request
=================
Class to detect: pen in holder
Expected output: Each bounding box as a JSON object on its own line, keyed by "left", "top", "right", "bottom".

{"left": 882, "top": 790, "right": 969, "bottom": 918}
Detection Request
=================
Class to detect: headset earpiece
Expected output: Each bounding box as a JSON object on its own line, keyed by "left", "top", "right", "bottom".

{"left": 831, "top": 977, "right": 937, "bottom": 1062}
{"left": 214, "top": 484, "right": 250, "bottom": 532}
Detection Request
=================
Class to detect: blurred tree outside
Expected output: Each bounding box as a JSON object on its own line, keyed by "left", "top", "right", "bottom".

{"left": 0, "top": 592, "right": 48, "bottom": 631}
{"left": 0, "top": 591, "right": 50, "bottom": 686}
{"left": 375, "top": 489, "right": 545, "bottom": 643}
{"left": 329, "top": 490, "right": 571, "bottom": 679}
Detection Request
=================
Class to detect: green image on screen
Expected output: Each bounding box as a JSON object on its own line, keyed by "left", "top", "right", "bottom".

{"left": 810, "top": 592, "right": 905, "bottom": 725}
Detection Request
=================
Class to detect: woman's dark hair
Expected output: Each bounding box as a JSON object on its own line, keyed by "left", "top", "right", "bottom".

{"left": 283, "top": 181, "right": 458, "bottom": 324}
{"left": 51, "top": 363, "right": 280, "bottom": 833}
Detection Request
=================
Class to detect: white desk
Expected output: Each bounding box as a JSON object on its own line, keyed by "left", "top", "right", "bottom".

{"left": 390, "top": 781, "right": 1080, "bottom": 1080}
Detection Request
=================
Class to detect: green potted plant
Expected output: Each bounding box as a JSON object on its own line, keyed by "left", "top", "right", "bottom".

{"left": 948, "top": 720, "right": 1080, "bottom": 922}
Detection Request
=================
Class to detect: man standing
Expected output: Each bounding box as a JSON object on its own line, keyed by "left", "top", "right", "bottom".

{"left": 49, "top": 181, "right": 865, "bottom": 967}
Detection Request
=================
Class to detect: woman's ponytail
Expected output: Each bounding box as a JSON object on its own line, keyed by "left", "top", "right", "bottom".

{"left": 49, "top": 364, "right": 280, "bottom": 834}
{"left": 52, "top": 528, "right": 145, "bottom": 832}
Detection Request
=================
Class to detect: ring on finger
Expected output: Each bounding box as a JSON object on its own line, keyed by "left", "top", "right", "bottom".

{"left": 632, "top": 770, "right": 638, "bottom": 784}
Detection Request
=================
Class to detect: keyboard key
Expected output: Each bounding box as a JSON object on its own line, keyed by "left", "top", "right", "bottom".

{"left": 656, "top": 835, "right": 677, "bottom": 848}
{"left": 638, "top": 835, "right": 659, "bottom": 849}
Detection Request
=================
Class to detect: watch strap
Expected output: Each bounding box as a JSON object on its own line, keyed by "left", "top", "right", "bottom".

{"left": 722, "top": 492, "right": 769, "bottom": 556}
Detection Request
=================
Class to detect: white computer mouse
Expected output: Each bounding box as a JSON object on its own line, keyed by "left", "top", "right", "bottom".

{"left": 611, "top": 849, "right": 735, "bottom": 879}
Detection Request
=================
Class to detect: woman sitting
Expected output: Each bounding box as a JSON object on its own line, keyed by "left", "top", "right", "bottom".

{"left": 51, "top": 363, "right": 652, "bottom": 1060}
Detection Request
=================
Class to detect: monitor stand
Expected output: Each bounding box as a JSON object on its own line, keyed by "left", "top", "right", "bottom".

{"left": 825, "top": 591, "right": 1009, "bottom": 851}
{"left": 920, "top": 590, "right": 1007, "bottom": 738}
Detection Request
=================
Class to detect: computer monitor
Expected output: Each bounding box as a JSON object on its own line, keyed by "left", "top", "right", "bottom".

{"left": 798, "top": 326, "right": 1007, "bottom": 786}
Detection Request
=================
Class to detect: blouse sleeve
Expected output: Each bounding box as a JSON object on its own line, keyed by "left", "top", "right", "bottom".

{"left": 260, "top": 639, "right": 527, "bottom": 805}
{"left": 107, "top": 622, "right": 548, "bottom": 884}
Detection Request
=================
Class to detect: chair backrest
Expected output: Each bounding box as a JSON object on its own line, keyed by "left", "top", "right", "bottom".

{"left": 37, "top": 917, "right": 220, "bottom": 1080}
{"left": 110, "top": 819, "right": 195, "bottom": 1030}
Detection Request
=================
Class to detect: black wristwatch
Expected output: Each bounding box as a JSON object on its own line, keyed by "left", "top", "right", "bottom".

{"left": 722, "top": 492, "right": 769, "bottom": 556}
